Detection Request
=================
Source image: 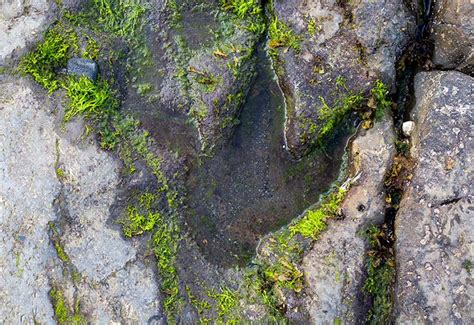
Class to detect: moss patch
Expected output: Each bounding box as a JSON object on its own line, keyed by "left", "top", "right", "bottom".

{"left": 19, "top": 25, "right": 78, "bottom": 93}
{"left": 268, "top": 16, "right": 301, "bottom": 53}
{"left": 362, "top": 225, "right": 396, "bottom": 324}
{"left": 49, "top": 286, "right": 87, "bottom": 325}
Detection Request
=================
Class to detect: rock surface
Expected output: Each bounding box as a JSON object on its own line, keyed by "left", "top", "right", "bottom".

{"left": 395, "top": 71, "right": 474, "bottom": 323}
{"left": 0, "top": 0, "right": 56, "bottom": 65}
{"left": 301, "top": 116, "right": 395, "bottom": 323}
{"left": 271, "top": 0, "right": 414, "bottom": 156}
{"left": 431, "top": 0, "right": 474, "bottom": 74}
{"left": 0, "top": 77, "right": 160, "bottom": 323}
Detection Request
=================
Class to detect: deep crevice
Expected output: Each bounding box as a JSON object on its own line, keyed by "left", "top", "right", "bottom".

{"left": 362, "top": 0, "right": 435, "bottom": 323}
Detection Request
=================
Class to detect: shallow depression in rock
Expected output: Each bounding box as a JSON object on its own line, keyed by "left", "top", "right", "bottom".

{"left": 184, "top": 46, "right": 353, "bottom": 267}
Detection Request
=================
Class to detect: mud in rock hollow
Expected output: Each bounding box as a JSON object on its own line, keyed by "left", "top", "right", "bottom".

{"left": 184, "top": 46, "right": 355, "bottom": 267}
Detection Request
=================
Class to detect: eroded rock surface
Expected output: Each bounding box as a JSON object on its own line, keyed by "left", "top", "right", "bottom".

{"left": 271, "top": 0, "right": 414, "bottom": 156}
{"left": 0, "top": 78, "right": 59, "bottom": 324}
{"left": 301, "top": 116, "right": 395, "bottom": 323}
{"left": 395, "top": 71, "right": 474, "bottom": 323}
{"left": 0, "top": 77, "right": 160, "bottom": 323}
{"left": 431, "top": 0, "right": 474, "bottom": 74}
{"left": 0, "top": 0, "right": 56, "bottom": 65}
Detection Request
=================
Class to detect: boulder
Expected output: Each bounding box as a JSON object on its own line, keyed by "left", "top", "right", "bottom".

{"left": 270, "top": 0, "right": 414, "bottom": 157}
{"left": 300, "top": 116, "right": 395, "bottom": 323}
{"left": 431, "top": 0, "right": 474, "bottom": 74}
{"left": 394, "top": 71, "right": 474, "bottom": 323}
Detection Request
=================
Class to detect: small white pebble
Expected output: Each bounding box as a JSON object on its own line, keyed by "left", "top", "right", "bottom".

{"left": 402, "top": 121, "right": 415, "bottom": 137}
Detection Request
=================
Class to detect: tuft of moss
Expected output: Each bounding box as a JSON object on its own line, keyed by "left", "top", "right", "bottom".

{"left": 19, "top": 26, "right": 78, "bottom": 93}
{"left": 371, "top": 80, "right": 391, "bottom": 121}
{"left": 48, "top": 222, "right": 70, "bottom": 263}
{"left": 121, "top": 192, "right": 160, "bottom": 237}
{"left": 219, "top": 0, "right": 266, "bottom": 35}
{"left": 50, "top": 287, "right": 69, "bottom": 324}
{"left": 63, "top": 76, "right": 118, "bottom": 122}
{"left": 290, "top": 187, "right": 346, "bottom": 239}
{"left": 268, "top": 16, "right": 301, "bottom": 53}
{"left": 207, "top": 287, "right": 240, "bottom": 323}
{"left": 49, "top": 287, "right": 87, "bottom": 325}
{"left": 363, "top": 225, "right": 396, "bottom": 325}
{"left": 307, "top": 18, "right": 320, "bottom": 36}
{"left": 91, "top": 0, "right": 148, "bottom": 39}
{"left": 152, "top": 219, "right": 182, "bottom": 323}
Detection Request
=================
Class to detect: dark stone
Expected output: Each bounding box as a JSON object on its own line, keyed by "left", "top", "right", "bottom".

{"left": 67, "top": 58, "right": 98, "bottom": 81}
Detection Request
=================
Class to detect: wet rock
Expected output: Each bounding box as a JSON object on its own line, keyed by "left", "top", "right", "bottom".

{"left": 67, "top": 58, "right": 99, "bottom": 81}
{"left": 431, "top": 0, "right": 474, "bottom": 74}
{"left": 0, "top": 76, "right": 160, "bottom": 323}
{"left": 300, "top": 116, "right": 395, "bottom": 323}
{"left": 270, "top": 0, "right": 414, "bottom": 157}
{"left": 395, "top": 71, "right": 474, "bottom": 323}
{"left": 178, "top": 6, "right": 260, "bottom": 151}
{"left": 402, "top": 121, "right": 415, "bottom": 137}
{"left": 137, "top": 1, "right": 260, "bottom": 151}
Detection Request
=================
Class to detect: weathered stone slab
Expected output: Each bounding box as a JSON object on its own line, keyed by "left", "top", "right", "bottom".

{"left": 395, "top": 71, "right": 474, "bottom": 323}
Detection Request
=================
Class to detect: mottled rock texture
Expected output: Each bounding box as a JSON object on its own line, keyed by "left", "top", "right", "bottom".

{"left": 0, "top": 77, "right": 160, "bottom": 323}
{"left": 431, "top": 0, "right": 474, "bottom": 74}
{"left": 395, "top": 71, "right": 474, "bottom": 323}
{"left": 0, "top": 0, "right": 56, "bottom": 65}
{"left": 271, "top": 0, "right": 414, "bottom": 156}
{"left": 301, "top": 116, "right": 395, "bottom": 323}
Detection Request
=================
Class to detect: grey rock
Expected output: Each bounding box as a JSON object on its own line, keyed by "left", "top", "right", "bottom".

{"left": 270, "top": 0, "right": 414, "bottom": 157}
{"left": 431, "top": 0, "right": 474, "bottom": 74}
{"left": 0, "top": 77, "right": 59, "bottom": 324}
{"left": 0, "top": 0, "right": 56, "bottom": 65}
{"left": 67, "top": 58, "right": 99, "bottom": 81}
{"left": 0, "top": 76, "right": 161, "bottom": 323}
{"left": 394, "top": 71, "right": 474, "bottom": 323}
{"left": 301, "top": 116, "right": 395, "bottom": 323}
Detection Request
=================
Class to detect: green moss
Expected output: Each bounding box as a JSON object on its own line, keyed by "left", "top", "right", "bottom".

{"left": 301, "top": 78, "right": 391, "bottom": 149}
{"left": 307, "top": 18, "right": 320, "bottom": 36}
{"left": 55, "top": 242, "right": 70, "bottom": 263}
{"left": 83, "top": 36, "right": 100, "bottom": 60}
{"left": 19, "top": 26, "right": 78, "bottom": 93}
{"left": 371, "top": 80, "right": 391, "bottom": 121}
{"left": 268, "top": 16, "right": 301, "bottom": 53}
{"left": 463, "top": 260, "right": 472, "bottom": 274}
{"left": 152, "top": 219, "right": 182, "bottom": 323}
{"left": 290, "top": 187, "right": 346, "bottom": 239}
{"left": 207, "top": 287, "right": 240, "bottom": 323}
{"left": 363, "top": 225, "right": 396, "bottom": 325}
{"left": 49, "top": 222, "right": 70, "bottom": 263}
{"left": 63, "top": 76, "right": 118, "bottom": 123}
{"left": 167, "top": 0, "right": 182, "bottom": 27}
{"left": 121, "top": 192, "right": 160, "bottom": 237}
{"left": 219, "top": 0, "right": 266, "bottom": 35}
{"left": 136, "top": 83, "right": 152, "bottom": 95}
{"left": 315, "top": 92, "right": 364, "bottom": 147}
{"left": 91, "top": 0, "right": 148, "bottom": 38}
{"left": 186, "top": 286, "right": 212, "bottom": 318}
{"left": 50, "top": 288, "right": 69, "bottom": 324}
{"left": 49, "top": 287, "right": 87, "bottom": 325}
{"left": 395, "top": 140, "right": 410, "bottom": 156}
{"left": 21, "top": 4, "right": 183, "bottom": 323}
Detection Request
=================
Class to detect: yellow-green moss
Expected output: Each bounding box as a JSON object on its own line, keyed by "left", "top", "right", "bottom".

{"left": 19, "top": 26, "right": 78, "bottom": 93}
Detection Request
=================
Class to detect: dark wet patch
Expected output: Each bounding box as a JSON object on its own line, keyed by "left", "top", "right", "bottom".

{"left": 184, "top": 47, "right": 354, "bottom": 267}
{"left": 180, "top": 3, "right": 218, "bottom": 50}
